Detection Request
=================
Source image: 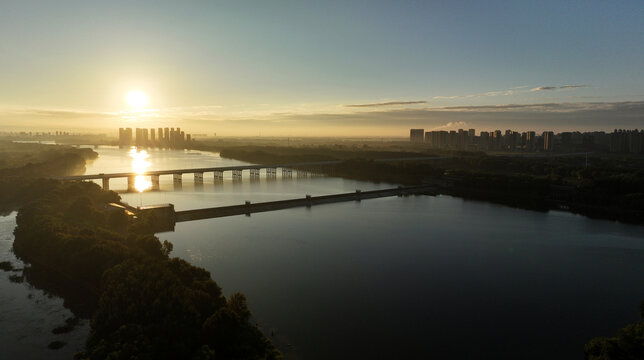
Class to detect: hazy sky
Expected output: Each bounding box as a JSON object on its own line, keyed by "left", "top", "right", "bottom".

{"left": 1, "top": 0, "right": 642, "bottom": 136}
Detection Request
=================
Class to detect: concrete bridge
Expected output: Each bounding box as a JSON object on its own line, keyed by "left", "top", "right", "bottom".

{"left": 174, "top": 185, "right": 437, "bottom": 222}
{"left": 54, "top": 160, "right": 344, "bottom": 191}
{"left": 134, "top": 184, "right": 438, "bottom": 232}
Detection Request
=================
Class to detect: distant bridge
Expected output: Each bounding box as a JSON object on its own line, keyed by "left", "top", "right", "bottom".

{"left": 54, "top": 157, "right": 449, "bottom": 191}
{"left": 53, "top": 160, "right": 344, "bottom": 191}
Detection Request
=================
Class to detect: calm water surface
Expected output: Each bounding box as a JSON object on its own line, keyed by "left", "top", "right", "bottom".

{"left": 0, "top": 213, "right": 89, "bottom": 359}
{"left": 2, "top": 146, "right": 644, "bottom": 359}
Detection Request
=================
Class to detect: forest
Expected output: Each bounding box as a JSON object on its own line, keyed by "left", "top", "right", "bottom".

{"left": 0, "top": 142, "right": 279, "bottom": 359}
{"left": 0, "top": 141, "right": 97, "bottom": 214}
{"left": 12, "top": 181, "right": 280, "bottom": 359}
{"left": 204, "top": 143, "right": 644, "bottom": 225}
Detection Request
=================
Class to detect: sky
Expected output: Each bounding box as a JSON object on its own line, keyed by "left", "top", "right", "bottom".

{"left": 0, "top": 0, "right": 642, "bottom": 136}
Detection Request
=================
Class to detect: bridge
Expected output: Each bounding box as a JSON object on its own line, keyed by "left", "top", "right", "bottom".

{"left": 53, "top": 160, "right": 344, "bottom": 191}
{"left": 133, "top": 184, "right": 439, "bottom": 232}
{"left": 53, "top": 157, "right": 450, "bottom": 191}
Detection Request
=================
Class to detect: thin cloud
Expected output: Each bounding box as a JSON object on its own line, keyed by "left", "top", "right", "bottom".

{"left": 344, "top": 100, "right": 427, "bottom": 108}
{"left": 433, "top": 88, "right": 519, "bottom": 100}
{"left": 560, "top": 84, "right": 589, "bottom": 89}
{"left": 435, "top": 84, "right": 590, "bottom": 99}
{"left": 531, "top": 86, "right": 557, "bottom": 91}
{"left": 531, "top": 84, "right": 589, "bottom": 92}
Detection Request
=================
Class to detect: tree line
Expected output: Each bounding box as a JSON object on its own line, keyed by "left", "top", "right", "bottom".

{"left": 12, "top": 181, "right": 280, "bottom": 359}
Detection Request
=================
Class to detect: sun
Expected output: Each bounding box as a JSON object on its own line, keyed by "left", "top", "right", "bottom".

{"left": 126, "top": 90, "right": 149, "bottom": 109}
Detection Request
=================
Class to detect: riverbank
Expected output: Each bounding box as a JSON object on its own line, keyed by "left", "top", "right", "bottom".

{"left": 11, "top": 180, "right": 280, "bottom": 359}
{"left": 0, "top": 141, "right": 98, "bottom": 214}
{"left": 0, "top": 143, "right": 280, "bottom": 359}
{"left": 192, "top": 142, "right": 644, "bottom": 225}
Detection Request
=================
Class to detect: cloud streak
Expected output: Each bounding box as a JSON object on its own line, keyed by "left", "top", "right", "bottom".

{"left": 433, "top": 89, "right": 516, "bottom": 100}
{"left": 344, "top": 100, "right": 428, "bottom": 108}
{"left": 531, "top": 84, "right": 589, "bottom": 91}
{"left": 434, "top": 84, "right": 590, "bottom": 100}
{"left": 1, "top": 100, "right": 641, "bottom": 136}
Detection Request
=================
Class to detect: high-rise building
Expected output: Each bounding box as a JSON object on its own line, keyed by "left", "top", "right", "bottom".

{"left": 526, "top": 131, "right": 536, "bottom": 151}
{"left": 457, "top": 129, "right": 468, "bottom": 150}
{"left": 150, "top": 128, "right": 156, "bottom": 142}
{"left": 543, "top": 131, "right": 554, "bottom": 151}
{"left": 493, "top": 130, "right": 502, "bottom": 150}
{"left": 610, "top": 129, "right": 644, "bottom": 153}
{"left": 560, "top": 132, "right": 572, "bottom": 151}
{"left": 135, "top": 128, "right": 141, "bottom": 146}
{"left": 410, "top": 129, "right": 424, "bottom": 143}
{"left": 467, "top": 129, "right": 475, "bottom": 148}
{"left": 449, "top": 130, "right": 457, "bottom": 149}
{"left": 479, "top": 131, "right": 490, "bottom": 151}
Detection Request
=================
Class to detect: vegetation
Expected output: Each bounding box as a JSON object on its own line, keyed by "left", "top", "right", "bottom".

{"left": 0, "top": 141, "right": 97, "bottom": 213}
{"left": 199, "top": 142, "right": 644, "bottom": 224}
{"left": 0, "top": 142, "right": 279, "bottom": 359}
{"left": 584, "top": 301, "right": 644, "bottom": 360}
{"left": 12, "top": 181, "right": 279, "bottom": 359}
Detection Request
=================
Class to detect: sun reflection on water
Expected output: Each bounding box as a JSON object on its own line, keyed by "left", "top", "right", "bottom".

{"left": 129, "top": 147, "right": 152, "bottom": 192}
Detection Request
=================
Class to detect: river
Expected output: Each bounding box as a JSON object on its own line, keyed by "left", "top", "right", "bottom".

{"left": 2, "top": 145, "right": 644, "bottom": 359}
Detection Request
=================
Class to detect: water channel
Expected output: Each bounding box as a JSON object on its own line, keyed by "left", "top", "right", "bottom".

{"left": 2, "top": 145, "right": 644, "bottom": 359}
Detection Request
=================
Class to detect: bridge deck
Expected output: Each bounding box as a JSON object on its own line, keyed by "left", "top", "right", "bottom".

{"left": 174, "top": 185, "right": 437, "bottom": 222}
{"left": 54, "top": 160, "right": 344, "bottom": 181}
{"left": 53, "top": 156, "right": 450, "bottom": 181}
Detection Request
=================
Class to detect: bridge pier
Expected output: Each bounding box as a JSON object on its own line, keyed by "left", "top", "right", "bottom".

{"left": 127, "top": 176, "right": 136, "bottom": 192}
{"left": 213, "top": 171, "right": 223, "bottom": 182}
{"left": 194, "top": 172, "right": 204, "bottom": 184}
{"left": 101, "top": 178, "right": 109, "bottom": 190}
{"left": 281, "top": 168, "right": 292, "bottom": 178}
{"left": 250, "top": 169, "right": 260, "bottom": 178}
{"left": 151, "top": 175, "right": 160, "bottom": 190}
{"left": 173, "top": 174, "right": 182, "bottom": 190}
{"left": 311, "top": 167, "right": 323, "bottom": 177}
{"left": 232, "top": 169, "right": 242, "bottom": 180}
{"left": 297, "top": 170, "right": 309, "bottom": 178}
{"left": 173, "top": 173, "right": 182, "bottom": 184}
{"left": 266, "top": 168, "right": 276, "bottom": 178}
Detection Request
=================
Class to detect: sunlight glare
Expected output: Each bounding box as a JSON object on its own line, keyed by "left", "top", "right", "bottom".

{"left": 129, "top": 147, "right": 152, "bottom": 192}
{"left": 126, "top": 90, "right": 149, "bottom": 109}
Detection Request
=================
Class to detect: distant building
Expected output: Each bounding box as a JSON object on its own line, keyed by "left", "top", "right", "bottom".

{"left": 493, "top": 130, "right": 502, "bottom": 150}
{"left": 118, "top": 126, "right": 193, "bottom": 149}
{"left": 526, "top": 131, "right": 536, "bottom": 151}
{"left": 543, "top": 131, "right": 554, "bottom": 151}
{"left": 457, "top": 129, "right": 468, "bottom": 150}
{"left": 118, "top": 127, "right": 133, "bottom": 146}
{"left": 410, "top": 129, "right": 424, "bottom": 143}
{"left": 479, "top": 131, "right": 490, "bottom": 151}
{"left": 560, "top": 132, "right": 572, "bottom": 151}
{"left": 610, "top": 129, "right": 644, "bottom": 153}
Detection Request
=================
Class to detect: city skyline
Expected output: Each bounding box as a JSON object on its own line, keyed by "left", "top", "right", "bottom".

{"left": 0, "top": 1, "right": 642, "bottom": 135}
